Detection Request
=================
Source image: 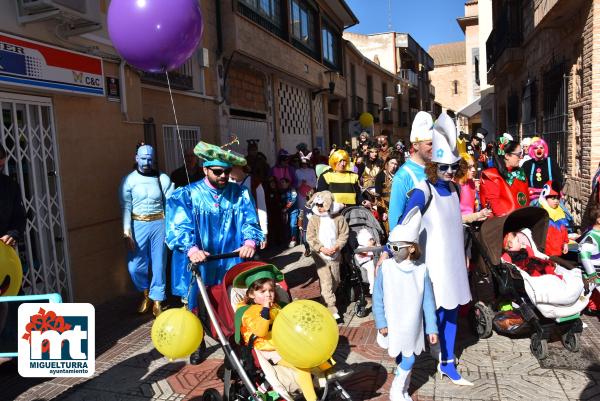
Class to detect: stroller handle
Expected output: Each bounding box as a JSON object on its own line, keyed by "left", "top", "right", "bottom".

{"left": 354, "top": 246, "right": 385, "bottom": 254}
{"left": 204, "top": 251, "right": 240, "bottom": 262}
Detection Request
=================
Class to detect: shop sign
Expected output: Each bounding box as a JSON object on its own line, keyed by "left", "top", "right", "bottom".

{"left": 0, "top": 32, "right": 104, "bottom": 96}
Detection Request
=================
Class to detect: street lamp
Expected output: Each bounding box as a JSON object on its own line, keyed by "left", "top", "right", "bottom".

{"left": 312, "top": 70, "right": 339, "bottom": 99}
{"left": 374, "top": 96, "right": 395, "bottom": 113}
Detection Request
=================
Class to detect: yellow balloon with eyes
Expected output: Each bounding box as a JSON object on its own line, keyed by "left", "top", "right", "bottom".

{"left": 0, "top": 242, "right": 23, "bottom": 296}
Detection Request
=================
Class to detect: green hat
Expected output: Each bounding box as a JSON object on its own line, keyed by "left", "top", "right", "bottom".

{"left": 194, "top": 141, "right": 247, "bottom": 167}
{"left": 232, "top": 264, "right": 284, "bottom": 288}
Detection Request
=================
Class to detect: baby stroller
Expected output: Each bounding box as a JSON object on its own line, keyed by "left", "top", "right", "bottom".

{"left": 192, "top": 254, "right": 352, "bottom": 400}
{"left": 340, "top": 206, "right": 385, "bottom": 318}
{"left": 467, "top": 207, "right": 589, "bottom": 360}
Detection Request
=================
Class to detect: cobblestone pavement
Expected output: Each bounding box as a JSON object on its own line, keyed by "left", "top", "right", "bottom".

{"left": 3, "top": 246, "right": 600, "bottom": 400}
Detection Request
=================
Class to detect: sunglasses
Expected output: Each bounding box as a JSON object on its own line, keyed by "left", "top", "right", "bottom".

{"left": 388, "top": 243, "right": 411, "bottom": 252}
{"left": 438, "top": 162, "right": 460, "bottom": 172}
{"left": 208, "top": 167, "right": 232, "bottom": 176}
{"left": 315, "top": 203, "right": 324, "bottom": 207}
{"left": 509, "top": 150, "right": 523, "bottom": 157}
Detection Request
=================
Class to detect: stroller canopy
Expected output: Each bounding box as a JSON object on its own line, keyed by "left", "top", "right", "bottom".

{"left": 479, "top": 207, "right": 549, "bottom": 266}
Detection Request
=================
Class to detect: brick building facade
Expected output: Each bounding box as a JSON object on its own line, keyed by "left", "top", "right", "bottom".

{"left": 428, "top": 42, "right": 468, "bottom": 115}
{"left": 487, "top": 0, "right": 599, "bottom": 223}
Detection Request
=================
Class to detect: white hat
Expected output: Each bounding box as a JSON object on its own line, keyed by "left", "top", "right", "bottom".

{"left": 357, "top": 228, "right": 374, "bottom": 247}
{"left": 388, "top": 206, "right": 421, "bottom": 244}
{"left": 431, "top": 112, "right": 461, "bottom": 164}
{"left": 410, "top": 111, "right": 434, "bottom": 143}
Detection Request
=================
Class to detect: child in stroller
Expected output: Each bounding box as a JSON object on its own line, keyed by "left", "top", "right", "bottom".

{"left": 469, "top": 207, "right": 593, "bottom": 360}
{"left": 202, "top": 260, "right": 352, "bottom": 401}
{"left": 234, "top": 264, "right": 350, "bottom": 401}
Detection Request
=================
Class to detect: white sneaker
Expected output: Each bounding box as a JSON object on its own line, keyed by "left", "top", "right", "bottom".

{"left": 288, "top": 240, "right": 297, "bottom": 248}
{"left": 390, "top": 367, "right": 412, "bottom": 401}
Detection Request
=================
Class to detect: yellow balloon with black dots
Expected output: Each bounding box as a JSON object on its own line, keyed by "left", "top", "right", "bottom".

{"left": 272, "top": 300, "right": 339, "bottom": 369}
{"left": 151, "top": 307, "right": 203, "bottom": 360}
{"left": 0, "top": 242, "right": 23, "bottom": 296}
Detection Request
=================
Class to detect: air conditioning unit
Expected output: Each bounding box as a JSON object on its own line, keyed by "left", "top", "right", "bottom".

{"left": 17, "top": 0, "right": 102, "bottom": 36}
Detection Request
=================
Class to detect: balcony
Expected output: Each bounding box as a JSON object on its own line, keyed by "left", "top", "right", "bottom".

{"left": 367, "top": 102, "right": 380, "bottom": 123}
{"left": 140, "top": 59, "right": 194, "bottom": 91}
{"left": 486, "top": 6, "right": 523, "bottom": 84}
{"left": 400, "top": 69, "right": 419, "bottom": 88}
{"left": 351, "top": 95, "right": 364, "bottom": 119}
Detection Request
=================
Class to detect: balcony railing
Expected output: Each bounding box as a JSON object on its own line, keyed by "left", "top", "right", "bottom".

{"left": 400, "top": 69, "right": 419, "bottom": 87}
{"left": 367, "top": 102, "right": 380, "bottom": 123}
{"left": 140, "top": 59, "right": 194, "bottom": 91}
{"left": 351, "top": 95, "right": 364, "bottom": 119}
{"left": 486, "top": 5, "right": 522, "bottom": 71}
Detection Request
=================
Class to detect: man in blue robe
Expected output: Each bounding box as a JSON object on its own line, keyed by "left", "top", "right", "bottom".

{"left": 165, "top": 141, "right": 263, "bottom": 364}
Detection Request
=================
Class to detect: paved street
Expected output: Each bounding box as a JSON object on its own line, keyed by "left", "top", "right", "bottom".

{"left": 4, "top": 246, "right": 600, "bottom": 401}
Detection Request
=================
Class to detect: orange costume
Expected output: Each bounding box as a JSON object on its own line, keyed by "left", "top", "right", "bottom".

{"left": 237, "top": 302, "right": 281, "bottom": 351}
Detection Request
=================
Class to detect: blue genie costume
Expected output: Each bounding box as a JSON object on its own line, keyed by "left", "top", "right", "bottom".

{"left": 120, "top": 144, "right": 174, "bottom": 316}
{"left": 166, "top": 140, "right": 264, "bottom": 310}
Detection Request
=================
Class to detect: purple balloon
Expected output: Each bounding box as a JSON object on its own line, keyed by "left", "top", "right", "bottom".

{"left": 108, "top": 0, "right": 204, "bottom": 73}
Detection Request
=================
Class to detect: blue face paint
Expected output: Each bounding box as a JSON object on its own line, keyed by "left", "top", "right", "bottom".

{"left": 136, "top": 145, "right": 154, "bottom": 173}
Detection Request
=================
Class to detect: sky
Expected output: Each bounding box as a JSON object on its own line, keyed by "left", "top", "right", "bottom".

{"left": 345, "top": 0, "right": 466, "bottom": 51}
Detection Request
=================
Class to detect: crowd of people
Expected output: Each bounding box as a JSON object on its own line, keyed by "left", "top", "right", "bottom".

{"left": 113, "top": 110, "right": 600, "bottom": 401}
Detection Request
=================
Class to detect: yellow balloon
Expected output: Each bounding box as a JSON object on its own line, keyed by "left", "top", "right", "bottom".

{"left": 359, "top": 112, "right": 374, "bottom": 128}
{"left": 272, "top": 300, "right": 339, "bottom": 369}
{"left": 0, "top": 242, "right": 23, "bottom": 296}
{"left": 151, "top": 307, "right": 203, "bottom": 359}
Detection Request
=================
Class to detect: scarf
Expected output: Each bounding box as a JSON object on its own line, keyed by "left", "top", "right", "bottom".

{"left": 506, "top": 168, "right": 526, "bottom": 185}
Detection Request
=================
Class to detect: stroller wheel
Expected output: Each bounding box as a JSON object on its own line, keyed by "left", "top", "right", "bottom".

{"left": 530, "top": 333, "right": 549, "bottom": 360}
{"left": 561, "top": 331, "right": 581, "bottom": 353}
{"left": 354, "top": 302, "right": 369, "bottom": 318}
{"left": 202, "top": 388, "right": 223, "bottom": 401}
{"left": 470, "top": 302, "right": 494, "bottom": 339}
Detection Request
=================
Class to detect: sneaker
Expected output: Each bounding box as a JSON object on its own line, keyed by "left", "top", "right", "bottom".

{"left": 288, "top": 240, "right": 297, "bottom": 248}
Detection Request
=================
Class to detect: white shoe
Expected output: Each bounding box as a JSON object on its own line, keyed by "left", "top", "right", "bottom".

{"left": 288, "top": 240, "right": 297, "bottom": 248}
{"left": 437, "top": 360, "right": 473, "bottom": 386}
{"left": 390, "top": 366, "right": 412, "bottom": 401}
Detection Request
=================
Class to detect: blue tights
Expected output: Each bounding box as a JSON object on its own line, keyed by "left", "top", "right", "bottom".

{"left": 437, "top": 306, "right": 461, "bottom": 380}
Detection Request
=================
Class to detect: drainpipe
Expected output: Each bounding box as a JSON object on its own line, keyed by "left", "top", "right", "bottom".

{"left": 119, "top": 59, "right": 128, "bottom": 120}
{"left": 215, "top": 0, "right": 223, "bottom": 56}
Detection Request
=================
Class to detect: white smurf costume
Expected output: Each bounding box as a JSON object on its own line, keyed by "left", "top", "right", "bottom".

{"left": 399, "top": 112, "right": 473, "bottom": 386}
{"left": 372, "top": 207, "right": 438, "bottom": 401}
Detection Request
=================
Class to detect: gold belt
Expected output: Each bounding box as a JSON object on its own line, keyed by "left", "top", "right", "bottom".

{"left": 132, "top": 212, "right": 164, "bottom": 222}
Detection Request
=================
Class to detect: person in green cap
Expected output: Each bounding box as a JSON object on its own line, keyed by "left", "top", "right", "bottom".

{"left": 166, "top": 140, "right": 264, "bottom": 364}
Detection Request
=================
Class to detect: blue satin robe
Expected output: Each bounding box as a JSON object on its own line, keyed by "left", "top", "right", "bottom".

{"left": 166, "top": 179, "right": 264, "bottom": 305}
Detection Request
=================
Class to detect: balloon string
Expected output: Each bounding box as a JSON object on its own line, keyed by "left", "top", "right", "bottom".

{"left": 165, "top": 71, "right": 191, "bottom": 186}
{"left": 165, "top": 71, "right": 205, "bottom": 256}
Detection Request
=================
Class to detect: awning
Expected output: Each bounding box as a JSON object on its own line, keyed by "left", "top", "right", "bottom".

{"left": 457, "top": 97, "right": 481, "bottom": 118}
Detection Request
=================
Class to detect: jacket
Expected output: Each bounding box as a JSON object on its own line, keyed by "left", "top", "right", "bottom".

{"left": 306, "top": 213, "right": 349, "bottom": 256}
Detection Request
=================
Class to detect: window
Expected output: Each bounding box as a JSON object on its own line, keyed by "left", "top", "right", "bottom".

{"left": 238, "top": 0, "right": 283, "bottom": 36}
{"left": 453, "top": 80, "right": 459, "bottom": 95}
{"left": 290, "top": 0, "right": 315, "bottom": 50}
{"left": 322, "top": 26, "right": 338, "bottom": 67}
{"left": 162, "top": 125, "right": 201, "bottom": 174}
{"left": 240, "top": 0, "right": 280, "bottom": 23}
